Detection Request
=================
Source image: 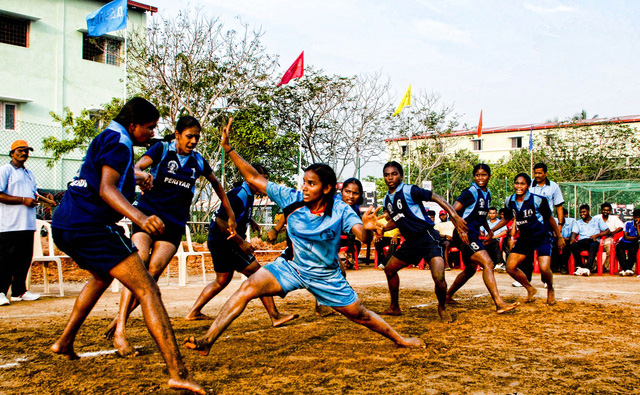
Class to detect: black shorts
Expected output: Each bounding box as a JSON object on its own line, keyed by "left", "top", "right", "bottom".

{"left": 392, "top": 231, "right": 443, "bottom": 266}
{"left": 452, "top": 230, "right": 485, "bottom": 261}
{"left": 512, "top": 235, "right": 553, "bottom": 257}
{"left": 52, "top": 224, "right": 138, "bottom": 276}
{"left": 131, "top": 207, "right": 185, "bottom": 247}
{"left": 208, "top": 237, "right": 256, "bottom": 273}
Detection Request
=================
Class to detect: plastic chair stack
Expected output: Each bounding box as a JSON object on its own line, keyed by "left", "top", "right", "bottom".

{"left": 27, "top": 220, "right": 65, "bottom": 296}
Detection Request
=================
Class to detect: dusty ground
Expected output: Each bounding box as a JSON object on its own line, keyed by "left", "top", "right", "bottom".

{"left": 3, "top": 248, "right": 640, "bottom": 394}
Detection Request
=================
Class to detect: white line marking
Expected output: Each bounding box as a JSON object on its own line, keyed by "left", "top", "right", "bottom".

{"left": 0, "top": 357, "right": 28, "bottom": 369}
{"left": 78, "top": 347, "right": 142, "bottom": 358}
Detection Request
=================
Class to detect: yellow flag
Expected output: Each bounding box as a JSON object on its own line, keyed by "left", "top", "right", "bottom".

{"left": 392, "top": 85, "right": 411, "bottom": 116}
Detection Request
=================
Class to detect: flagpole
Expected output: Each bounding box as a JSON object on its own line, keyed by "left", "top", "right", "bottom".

{"left": 123, "top": 25, "right": 127, "bottom": 102}
{"left": 529, "top": 124, "right": 533, "bottom": 175}
{"left": 297, "top": 108, "right": 303, "bottom": 189}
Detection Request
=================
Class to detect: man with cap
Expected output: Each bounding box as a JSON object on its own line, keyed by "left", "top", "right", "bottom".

{"left": 434, "top": 210, "right": 455, "bottom": 269}
{"left": 0, "top": 140, "right": 54, "bottom": 305}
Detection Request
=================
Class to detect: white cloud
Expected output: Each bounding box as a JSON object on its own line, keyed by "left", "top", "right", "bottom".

{"left": 524, "top": 4, "right": 576, "bottom": 14}
{"left": 412, "top": 18, "right": 471, "bottom": 45}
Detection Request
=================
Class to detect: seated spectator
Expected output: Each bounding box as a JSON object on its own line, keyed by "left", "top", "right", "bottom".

{"left": 615, "top": 208, "right": 640, "bottom": 276}
{"left": 434, "top": 210, "right": 455, "bottom": 269}
{"left": 570, "top": 204, "right": 610, "bottom": 275}
{"left": 550, "top": 207, "right": 576, "bottom": 274}
{"left": 593, "top": 202, "right": 624, "bottom": 270}
{"left": 374, "top": 212, "right": 400, "bottom": 269}
{"left": 482, "top": 207, "right": 507, "bottom": 271}
{"left": 427, "top": 210, "right": 436, "bottom": 224}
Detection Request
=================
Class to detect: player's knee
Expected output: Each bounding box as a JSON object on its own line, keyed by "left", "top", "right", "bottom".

{"left": 236, "top": 279, "right": 260, "bottom": 301}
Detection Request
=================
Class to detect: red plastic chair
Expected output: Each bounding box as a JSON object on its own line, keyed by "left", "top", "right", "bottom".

{"left": 568, "top": 237, "right": 605, "bottom": 275}
{"left": 608, "top": 232, "right": 624, "bottom": 275}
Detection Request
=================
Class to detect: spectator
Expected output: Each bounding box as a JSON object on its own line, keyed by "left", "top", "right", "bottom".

{"left": 0, "top": 140, "right": 54, "bottom": 305}
{"left": 374, "top": 211, "right": 400, "bottom": 269}
{"left": 570, "top": 204, "right": 609, "bottom": 275}
{"left": 550, "top": 207, "right": 576, "bottom": 274}
{"left": 615, "top": 208, "right": 640, "bottom": 276}
{"left": 481, "top": 207, "right": 507, "bottom": 271}
{"left": 427, "top": 210, "right": 437, "bottom": 223}
{"left": 434, "top": 210, "right": 455, "bottom": 269}
{"left": 593, "top": 202, "right": 624, "bottom": 270}
{"left": 530, "top": 162, "right": 565, "bottom": 234}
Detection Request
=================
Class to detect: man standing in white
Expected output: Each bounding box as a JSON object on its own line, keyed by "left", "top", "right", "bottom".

{"left": 0, "top": 140, "right": 52, "bottom": 305}
{"left": 593, "top": 202, "right": 624, "bottom": 271}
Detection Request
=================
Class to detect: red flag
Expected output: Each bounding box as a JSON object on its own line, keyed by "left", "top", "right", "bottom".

{"left": 277, "top": 51, "right": 304, "bottom": 87}
{"left": 477, "top": 110, "right": 483, "bottom": 138}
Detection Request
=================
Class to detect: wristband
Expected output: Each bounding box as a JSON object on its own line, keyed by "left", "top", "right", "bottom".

{"left": 225, "top": 147, "right": 234, "bottom": 155}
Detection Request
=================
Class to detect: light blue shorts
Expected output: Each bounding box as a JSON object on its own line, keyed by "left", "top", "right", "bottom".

{"left": 264, "top": 257, "right": 358, "bottom": 307}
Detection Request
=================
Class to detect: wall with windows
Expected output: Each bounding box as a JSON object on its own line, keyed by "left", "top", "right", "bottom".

{"left": 0, "top": 0, "right": 148, "bottom": 154}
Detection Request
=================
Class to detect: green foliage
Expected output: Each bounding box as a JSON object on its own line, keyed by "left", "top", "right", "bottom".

{"left": 44, "top": 98, "right": 123, "bottom": 167}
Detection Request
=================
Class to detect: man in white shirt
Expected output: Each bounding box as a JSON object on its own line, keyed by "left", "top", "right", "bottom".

{"left": 0, "top": 140, "right": 53, "bottom": 305}
{"left": 593, "top": 202, "right": 624, "bottom": 270}
{"left": 481, "top": 207, "right": 507, "bottom": 271}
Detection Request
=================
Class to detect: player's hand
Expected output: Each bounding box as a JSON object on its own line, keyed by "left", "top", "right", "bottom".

{"left": 362, "top": 206, "right": 378, "bottom": 231}
{"left": 142, "top": 215, "right": 164, "bottom": 236}
{"left": 226, "top": 217, "right": 237, "bottom": 240}
{"left": 390, "top": 236, "right": 399, "bottom": 245}
{"left": 220, "top": 118, "right": 233, "bottom": 152}
{"left": 267, "top": 229, "right": 277, "bottom": 243}
{"left": 239, "top": 240, "right": 255, "bottom": 255}
{"left": 137, "top": 172, "right": 154, "bottom": 191}
{"left": 451, "top": 214, "right": 468, "bottom": 234}
{"left": 458, "top": 231, "right": 470, "bottom": 245}
{"left": 557, "top": 237, "right": 566, "bottom": 250}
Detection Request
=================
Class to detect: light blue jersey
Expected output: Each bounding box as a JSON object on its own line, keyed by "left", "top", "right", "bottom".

{"left": 266, "top": 181, "right": 361, "bottom": 278}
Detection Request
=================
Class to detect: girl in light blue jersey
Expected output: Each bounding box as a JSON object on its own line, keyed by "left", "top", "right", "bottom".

{"left": 184, "top": 119, "right": 425, "bottom": 356}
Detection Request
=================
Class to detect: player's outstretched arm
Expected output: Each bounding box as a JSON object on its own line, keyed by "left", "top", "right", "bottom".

{"left": 432, "top": 193, "right": 468, "bottom": 234}
{"left": 206, "top": 172, "right": 237, "bottom": 237}
{"left": 134, "top": 155, "right": 154, "bottom": 191}
{"left": 220, "top": 118, "right": 268, "bottom": 195}
{"left": 351, "top": 207, "right": 377, "bottom": 244}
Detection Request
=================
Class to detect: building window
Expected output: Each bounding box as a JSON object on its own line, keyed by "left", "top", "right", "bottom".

{"left": 545, "top": 134, "right": 555, "bottom": 146}
{"left": 401, "top": 145, "right": 408, "bottom": 156}
{"left": 472, "top": 139, "right": 483, "bottom": 151}
{"left": 82, "top": 33, "right": 121, "bottom": 66}
{"left": 0, "top": 15, "right": 29, "bottom": 47}
{"left": 510, "top": 136, "right": 523, "bottom": 148}
{"left": 1, "top": 102, "right": 17, "bottom": 131}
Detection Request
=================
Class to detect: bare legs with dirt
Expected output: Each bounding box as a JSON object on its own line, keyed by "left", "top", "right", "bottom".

{"left": 51, "top": 252, "right": 204, "bottom": 394}
{"left": 185, "top": 261, "right": 297, "bottom": 327}
{"left": 446, "top": 250, "right": 519, "bottom": 313}
{"left": 184, "top": 268, "right": 424, "bottom": 356}
{"left": 382, "top": 255, "right": 449, "bottom": 321}
{"left": 506, "top": 253, "right": 555, "bottom": 305}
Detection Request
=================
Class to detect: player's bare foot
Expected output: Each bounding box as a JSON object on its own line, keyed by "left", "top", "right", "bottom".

{"left": 496, "top": 302, "right": 519, "bottom": 314}
{"left": 438, "top": 304, "right": 452, "bottom": 323}
{"left": 546, "top": 289, "right": 556, "bottom": 305}
{"left": 445, "top": 296, "right": 461, "bottom": 305}
{"left": 184, "top": 312, "right": 213, "bottom": 321}
{"left": 380, "top": 307, "right": 403, "bottom": 316}
{"left": 524, "top": 287, "right": 538, "bottom": 303}
{"left": 397, "top": 337, "right": 426, "bottom": 348}
{"left": 114, "top": 334, "right": 139, "bottom": 357}
{"left": 51, "top": 341, "right": 79, "bottom": 360}
{"left": 271, "top": 313, "right": 299, "bottom": 327}
{"left": 167, "top": 378, "right": 206, "bottom": 395}
{"left": 184, "top": 336, "right": 211, "bottom": 356}
{"left": 103, "top": 318, "right": 117, "bottom": 340}
{"left": 315, "top": 304, "right": 336, "bottom": 317}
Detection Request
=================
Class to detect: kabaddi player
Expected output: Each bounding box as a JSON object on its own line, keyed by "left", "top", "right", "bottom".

{"left": 184, "top": 164, "right": 297, "bottom": 327}
{"left": 50, "top": 98, "right": 204, "bottom": 394}
{"left": 445, "top": 164, "right": 518, "bottom": 314}
{"left": 104, "top": 115, "right": 237, "bottom": 357}
{"left": 183, "top": 119, "right": 424, "bottom": 355}
{"left": 500, "top": 173, "right": 564, "bottom": 305}
{"left": 379, "top": 161, "right": 466, "bottom": 319}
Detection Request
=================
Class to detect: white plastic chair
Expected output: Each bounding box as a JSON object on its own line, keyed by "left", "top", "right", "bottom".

{"left": 174, "top": 225, "right": 206, "bottom": 286}
{"left": 26, "top": 220, "right": 65, "bottom": 296}
{"left": 110, "top": 220, "right": 131, "bottom": 293}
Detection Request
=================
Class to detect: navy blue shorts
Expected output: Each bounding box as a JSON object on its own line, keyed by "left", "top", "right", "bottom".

{"left": 208, "top": 237, "right": 255, "bottom": 273}
{"left": 453, "top": 230, "right": 485, "bottom": 260}
{"left": 512, "top": 235, "right": 553, "bottom": 257}
{"left": 52, "top": 224, "right": 138, "bottom": 276}
{"left": 393, "top": 231, "right": 443, "bottom": 265}
{"left": 131, "top": 207, "right": 185, "bottom": 247}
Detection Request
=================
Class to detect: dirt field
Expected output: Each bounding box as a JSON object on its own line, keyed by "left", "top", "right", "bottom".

{"left": 3, "top": 254, "right": 640, "bottom": 394}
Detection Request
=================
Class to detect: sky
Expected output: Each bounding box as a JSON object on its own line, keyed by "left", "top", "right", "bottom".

{"left": 144, "top": 0, "right": 640, "bottom": 176}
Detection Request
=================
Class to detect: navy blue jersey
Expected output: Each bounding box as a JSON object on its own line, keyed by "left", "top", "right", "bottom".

{"left": 384, "top": 183, "right": 435, "bottom": 239}
{"left": 209, "top": 182, "right": 254, "bottom": 241}
{"left": 53, "top": 121, "right": 135, "bottom": 230}
{"left": 456, "top": 183, "right": 491, "bottom": 239}
{"left": 136, "top": 141, "right": 212, "bottom": 228}
{"left": 505, "top": 192, "right": 552, "bottom": 239}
